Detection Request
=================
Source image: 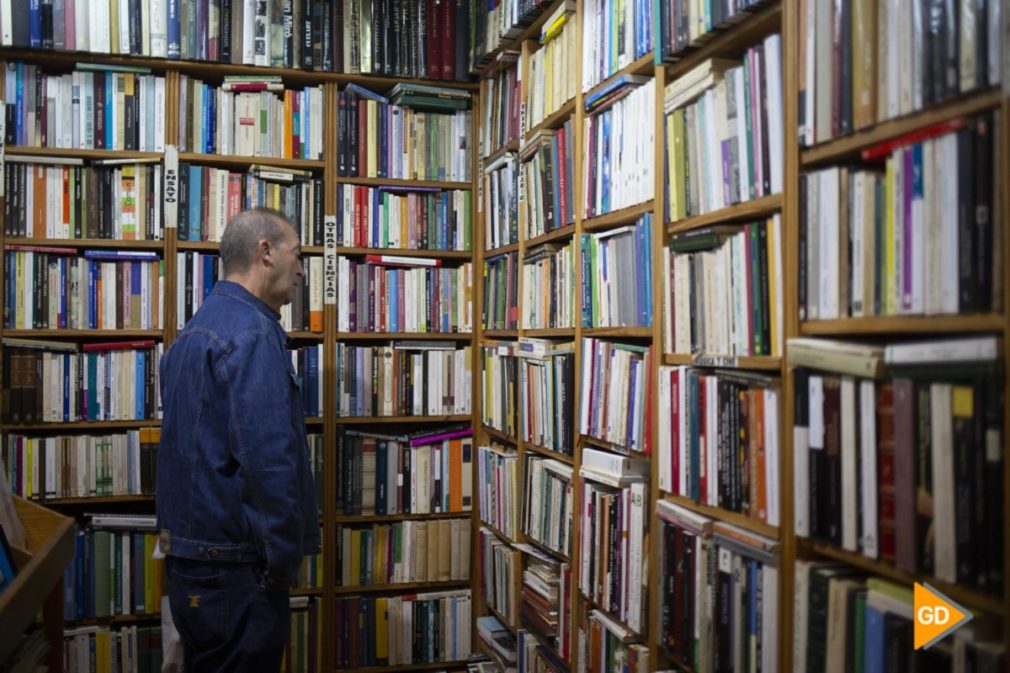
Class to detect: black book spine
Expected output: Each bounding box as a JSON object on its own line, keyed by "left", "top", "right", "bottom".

{"left": 301, "top": 0, "right": 313, "bottom": 69}
{"left": 957, "top": 126, "right": 976, "bottom": 311}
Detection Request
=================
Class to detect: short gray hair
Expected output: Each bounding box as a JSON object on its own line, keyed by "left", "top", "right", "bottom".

{"left": 219, "top": 208, "right": 296, "bottom": 276}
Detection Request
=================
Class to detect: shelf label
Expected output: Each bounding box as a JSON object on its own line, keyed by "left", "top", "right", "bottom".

{"left": 163, "top": 145, "right": 179, "bottom": 229}
{"left": 692, "top": 354, "right": 738, "bottom": 368}
{"left": 324, "top": 214, "right": 337, "bottom": 305}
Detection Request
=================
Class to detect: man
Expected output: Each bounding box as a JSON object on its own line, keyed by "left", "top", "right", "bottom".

{"left": 156, "top": 208, "right": 320, "bottom": 673}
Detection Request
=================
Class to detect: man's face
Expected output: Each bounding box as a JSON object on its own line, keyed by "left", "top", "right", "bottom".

{"left": 264, "top": 225, "right": 304, "bottom": 311}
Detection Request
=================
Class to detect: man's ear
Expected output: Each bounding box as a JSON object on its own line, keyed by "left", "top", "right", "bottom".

{"left": 259, "top": 239, "right": 272, "bottom": 265}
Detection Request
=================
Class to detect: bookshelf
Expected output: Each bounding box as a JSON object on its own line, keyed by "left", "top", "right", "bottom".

{"left": 0, "top": 7, "right": 481, "bottom": 670}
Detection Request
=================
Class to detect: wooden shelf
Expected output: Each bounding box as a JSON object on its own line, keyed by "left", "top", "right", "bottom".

{"left": 290, "top": 587, "right": 323, "bottom": 598}
{"left": 304, "top": 416, "right": 324, "bottom": 425}
{"left": 519, "top": 535, "right": 573, "bottom": 565}
{"left": 336, "top": 414, "right": 472, "bottom": 425}
{"left": 0, "top": 497, "right": 76, "bottom": 665}
{"left": 3, "top": 238, "right": 164, "bottom": 250}
{"left": 524, "top": 224, "right": 577, "bottom": 249}
{"left": 582, "top": 326, "right": 653, "bottom": 338}
{"left": 336, "top": 247, "right": 473, "bottom": 260}
{"left": 584, "top": 53, "right": 655, "bottom": 103}
{"left": 484, "top": 242, "right": 520, "bottom": 256}
{"left": 65, "top": 613, "right": 162, "bottom": 627}
{"left": 287, "top": 331, "right": 324, "bottom": 341}
{"left": 333, "top": 579, "right": 470, "bottom": 596}
{"left": 334, "top": 512, "right": 471, "bottom": 524}
{"left": 6, "top": 146, "right": 163, "bottom": 162}
{"left": 483, "top": 139, "right": 521, "bottom": 167}
{"left": 522, "top": 441, "right": 575, "bottom": 465}
{"left": 2, "top": 329, "right": 162, "bottom": 339}
{"left": 582, "top": 201, "right": 655, "bottom": 232}
{"left": 339, "top": 661, "right": 469, "bottom": 673}
{"left": 660, "top": 493, "right": 780, "bottom": 540}
{"left": 336, "top": 332, "right": 473, "bottom": 340}
{"left": 336, "top": 176, "right": 473, "bottom": 190}
{"left": 483, "top": 329, "right": 520, "bottom": 338}
{"left": 481, "top": 425, "right": 519, "bottom": 444}
{"left": 479, "top": 520, "right": 516, "bottom": 545}
{"left": 522, "top": 327, "right": 576, "bottom": 338}
{"left": 579, "top": 434, "right": 649, "bottom": 459}
{"left": 804, "top": 540, "right": 1007, "bottom": 616}
{"left": 178, "top": 152, "right": 324, "bottom": 170}
{"left": 667, "top": 193, "right": 783, "bottom": 235}
{"left": 43, "top": 494, "right": 155, "bottom": 506}
{"left": 664, "top": 2, "right": 783, "bottom": 80}
{"left": 176, "top": 240, "right": 220, "bottom": 251}
{"left": 1, "top": 420, "right": 161, "bottom": 432}
{"left": 662, "top": 353, "right": 782, "bottom": 371}
{"left": 800, "top": 89, "right": 1003, "bottom": 166}
{"left": 799, "top": 314, "right": 1005, "bottom": 336}
{"left": 486, "top": 603, "right": 518, "bottom": 633}
{"left": 524, "top": 99, "right": 577, "bottom": 140}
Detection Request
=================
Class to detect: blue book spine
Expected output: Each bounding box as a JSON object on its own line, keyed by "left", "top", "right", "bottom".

{"left": 689, "top": 370, "right": 700, "bottom": 500}
{"left": 864, "top": 603, "right": 884, "bottom": 673}
{"left": 15, "top": 64, "right": 25, "bottom": 145}
{"left": 63, "top": 353, "right": 70, "bottom": 421}
{"left": 372, "top": 187, "right": 380, "bottom": 246}
{"left": 87, "top": 261, "right": 97, "bottom": 328}
{"left": 188, "top": 165, "right": 202, "bottom": 242}
{"left": 105, "top": 75, "right": 114, "bottom": 149}
{"left": 131, "top": 261, "right": 141, "bottom": 323}
{"left": 389, "top": 269, "right": 398, "bottom": 332}
{"left": 73, "top": 530, "right": 86, "bottom": 620}
{"left": 28, "top": 0, "right": 41, "bottom": 48}
{"left": 307, "top": 346, "right": 319, "bottom": 416}
{"left": 167, "top": 0, "right": 181, "bottom": 58}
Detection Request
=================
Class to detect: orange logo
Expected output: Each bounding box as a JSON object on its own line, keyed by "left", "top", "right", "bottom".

{"left": 913, "top": 583, "right": 972, "bottom": 649}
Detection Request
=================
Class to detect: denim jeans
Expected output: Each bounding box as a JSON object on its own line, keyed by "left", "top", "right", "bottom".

{"left": 166, "top": 557, "right": 291, "bottom": 673}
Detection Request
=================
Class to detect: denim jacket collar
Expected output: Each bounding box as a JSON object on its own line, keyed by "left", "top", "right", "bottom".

{"left": 211, "top": 280, "right": 281, "bottom": 322}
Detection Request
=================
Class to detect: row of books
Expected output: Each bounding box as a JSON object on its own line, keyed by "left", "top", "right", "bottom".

{"left": 283, "top": 598, "right": 322, "bottom": 673}
{"left": 521, "top": 454, "right": 573, "bottom": 557}
{"left": 578, "top": 338, "right": 653, "bottom": 453}
{"left": 479, "top": 55, "right": 520, "bottom": 156}
{"left": 658, "top": 366, "right": 781, "bottom": 525}
{"left": 483, "top": 152, "right": 520, "bottom": 250}
{"left": 334, "top": 343, "right": 473, "bottom": 417}
{"left": 334, "top": 427, "right": 474, "bottom": 516}
{"left": 519, "top": 547, "right": 572, "bottom": 658}
{"left": 332, "top": 590, "right": 472, "bottom": 669}
{"left": 175, "top": 164, "right": 324, "bottom": 245}
{"left": 3, "top": 162, "right": 164, "bottom": 241}
{"left": 336, "top": 185, "right": 473, "bottom": 251}
{"left": 2, "top": 428, "right": 161, "bottom": 500}
{"left": 178, "top": 77, "right": 324, "bottom": 159}
{"left": 799, "top": 114, "right": 1000, "bottom": 321}
{"left": 479, "top": 526, "right": 518, "bottom": 622}
{"left": 521, "top": 241, "right": 574, "bottom": 330}
{"left": 516, "top": 339, "right": 575, "bottom": 456}
{"left": 793, "top": 565, "right": 1004, "bottom": 673}
{"left": 335, "top": 257, "right": 473, "bottom": 334}
{"left": 336, "top": 0, "right": 473, "bottom": 80}
{"left": 579, "top": 477, "right": 647, "bottom": 633}
{"left": 477, "top": 444, "right": 518, "bottom": 539}
{"left": 580, "top": 0, "right": 652, "bottom": 91}
{"left": 789, "top": 335, "right": 1003, "bottom": 591}
{"left": 62, "top": 624, "right": 163, "bottom": 673}
{"left": 289, "top": 345, "right": 324, "bottom": 418}
{"left": 483, "top": 251, "right": 519, "bottom": 330}
{"left": 654, "top": 0, "right": 768, "bottom": 62}
{"left": 523, "top": 2, "right": 577, "bottom": 133}
{"left": 337, "top": 90, "right": 473, "bottom": 182}
{"left": 1, "top": 339, "right": 163, "bottom": 424}
{"left": 2, "top": 64, "right": 166, "bottom": 151}
{"left": 480, "top": 342, "right": 518, "bottom": 437}
{"left": 336, "top": 518, "right": 471, "bottom": 586}
{"left": 583, "top": 77, "right": 655, "bottom": 218}
{"left": 474, "top": 0, "right": 550, "bottom": 62}
{"left": 518, "top": 628, "right": 568, "bottom": 672}
{"left": 476, "top": 614, "right": 517, "bottom": 666}
{"left": 581, "top": 213, "right": 654, "bottom": 328}
{"left": 582, "top": 607, "right": 649, "bottom": 673}
{"left": 663, "top": 216, "right": 783, "bottom": 357}
{"left": 799, "top": 0, "right": 1004, "bottom": 146}
{"left": 519, "top": 121, "right": 576, "bottom": 238}
{"left": 4, "top": 248, "right": 164, "bottom": 330}
{"left": 656, "top": 501, "right": 780, "bottom": 672}
{"left": 64, "top": 519, "right": 163, "bottom": 620}
{"left": 663, "top": 38, "right": 784, "bottom": 222}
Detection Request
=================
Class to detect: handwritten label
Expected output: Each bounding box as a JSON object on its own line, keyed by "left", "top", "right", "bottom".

{"left": 324, "top": 215, "right": 337, "bottom": 305}
{"left": 163, "top": 145, "right": 179, "bottom": 229}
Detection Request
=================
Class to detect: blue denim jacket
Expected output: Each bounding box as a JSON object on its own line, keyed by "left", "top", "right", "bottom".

{"left": 156, "top": 281, "right": 320, "bottom": 583}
